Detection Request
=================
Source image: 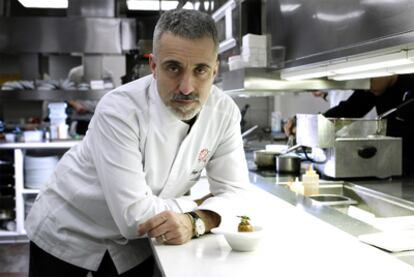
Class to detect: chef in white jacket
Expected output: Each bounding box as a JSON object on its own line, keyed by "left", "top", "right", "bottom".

{"left": 26, "top": 9, "right": 252, "bottom": 277}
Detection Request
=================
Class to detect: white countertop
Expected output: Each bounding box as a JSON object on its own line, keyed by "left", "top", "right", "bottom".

{"left": 0, "top": 140, "right": 80, "bottom": 149}
{"left": 152, "top": 180, "right": 414, "bottom": 277}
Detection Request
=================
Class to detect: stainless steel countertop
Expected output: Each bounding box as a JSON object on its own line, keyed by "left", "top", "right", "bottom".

{"left": 246, "top": 151, "right": 414, "bottom": 266}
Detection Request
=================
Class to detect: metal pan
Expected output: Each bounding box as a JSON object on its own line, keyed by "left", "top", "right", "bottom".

{"left": 253, "top": 150, "right": 279, "bottom": 169}
{"left": 254, "top": 144, "right": 303, "bottom": 169}
{"left": 275, "top": 155, "right": 301, "bottom": 173}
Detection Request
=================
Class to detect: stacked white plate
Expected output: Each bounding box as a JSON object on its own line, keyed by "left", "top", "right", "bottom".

{"left": 24, "top": 155, "right": 59, "bottom": 189}
{"left": 24, "top": 195, "right": 37, "bottom": 219}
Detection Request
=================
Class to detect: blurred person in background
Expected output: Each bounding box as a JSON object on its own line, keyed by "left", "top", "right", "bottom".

{"left": 67, "top": 64, "right": 114, "bottom": 135}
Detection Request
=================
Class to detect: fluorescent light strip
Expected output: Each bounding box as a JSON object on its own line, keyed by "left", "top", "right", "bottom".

{"left": 329, "top": 70, "right": 392, "bottom": 81}
{"left": 18, "top": 0, "right": 68, "bottom": 9}
{"left": 387, "top": 63, "right": 414, "bottom": 74}
{"left": 280, "top": 50, "right": 414, "bottom": 81}
{"left": 280, "top": 66, "right": 329, "bottom": 81}
{"left": 126, "top": 0, "right": 209, "bottom": 11}
{"left": 327, "top": 51, "right": 411, "bottom": 75}
{"left": 329, "top": 60, "right": 414, "bottom": 80}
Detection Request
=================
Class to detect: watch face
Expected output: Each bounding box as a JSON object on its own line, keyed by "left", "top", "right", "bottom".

{"left": 195, "top": 218, "right": 206, "bottom": 236}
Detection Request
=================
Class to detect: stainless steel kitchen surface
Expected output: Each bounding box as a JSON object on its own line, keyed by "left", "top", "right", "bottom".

{"left": 314, "top": 182, "right": 414, "bottom": 218}
{"left": 249, "top": 168, "right": 414, "bottom": 266}
{"left": 245, "top": 140, "right": 414, "bottom": 267}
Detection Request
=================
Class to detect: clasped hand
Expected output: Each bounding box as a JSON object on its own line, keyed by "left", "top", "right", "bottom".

{"left": 137, "top": 211, "right": 193, "bottom": 245}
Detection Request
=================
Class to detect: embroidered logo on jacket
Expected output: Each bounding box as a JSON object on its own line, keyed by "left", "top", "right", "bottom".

{"left": 198, "top": 148, "right": 209, "bottom": 164}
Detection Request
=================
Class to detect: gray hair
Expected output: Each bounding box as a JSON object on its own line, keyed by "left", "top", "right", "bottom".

{"left": 152, "top": 9, "right": 219, "bottom": 55}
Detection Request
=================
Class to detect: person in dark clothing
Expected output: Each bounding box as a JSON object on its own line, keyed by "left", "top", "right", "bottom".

{"left": 323, "top": 74, "right": 414, "bottom": 176}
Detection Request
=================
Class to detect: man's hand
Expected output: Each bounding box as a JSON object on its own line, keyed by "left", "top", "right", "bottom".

{"left": 137, "top": 211, "right": 193, "bottom": 245}
{"left": 68, "top": 100, "right": 88, "bottom": 114}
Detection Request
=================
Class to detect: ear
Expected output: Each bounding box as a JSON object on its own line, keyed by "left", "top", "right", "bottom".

{"left": 149, "top": 54, "right": 157, "bottom": 79}
{"left": 212, "top": 59, "right": 219, "bottom": 79}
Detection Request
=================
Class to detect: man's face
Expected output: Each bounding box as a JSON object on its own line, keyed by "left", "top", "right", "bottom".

{"left": 149, "top": 33, "right": 218, "bottom": 121}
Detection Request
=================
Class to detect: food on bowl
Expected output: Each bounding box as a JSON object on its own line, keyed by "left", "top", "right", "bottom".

{"left": 211, "top": 225, "right": 264, "bottom": 252}
{"left": 237, "top": 215, "right": 253, "bottom": 232}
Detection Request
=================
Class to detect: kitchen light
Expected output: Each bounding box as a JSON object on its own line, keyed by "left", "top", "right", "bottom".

{"left": 329, "top": 70, "right": 392, "bottom": 81}
{"left": 194, "top": 1, "right": 214, "bottom": 11}
{"left": 281, "top": 50, "right": 414, "bottom": 81}
{"left": 329, "top": 59, "right": 414, "bottom": 80}
{"left": 280, "top": 4, "right": 301, "bottom": 13}
{"left": 18, "top": 0, "right": 68, "bottom": 9}
{"left": 126, "top": 0, "right": 196, "bottom": 11}
{"left": 387, "top": 63, "right": 414, "bottom": 74}
{"left": 314, "top": 10, "right": 365, "bottom": 23}
{"left": 280, "top": 65, "right": 330, "bottom": 81}
{"left": 327, "top": 51, "right": 412, "bottom": 75}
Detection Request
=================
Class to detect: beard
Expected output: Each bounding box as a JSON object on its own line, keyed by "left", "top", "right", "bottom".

{"left": 167, "top": 92, "right": 202, "bottom": 121}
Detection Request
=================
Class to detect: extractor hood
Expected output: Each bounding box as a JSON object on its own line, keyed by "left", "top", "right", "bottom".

{"left": 221, "top": 68, "right": 369, "bottom": 96}
{"left": 219, "top": 0, "right": 414, "bottom": 95}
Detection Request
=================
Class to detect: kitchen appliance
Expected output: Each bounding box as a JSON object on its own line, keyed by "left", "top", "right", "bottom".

{"left": 296, "top": 114, "right": 402, "bottom": 178}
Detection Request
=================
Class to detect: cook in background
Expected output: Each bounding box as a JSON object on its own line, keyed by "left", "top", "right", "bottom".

{"left": 67, "top": 64, "right": 114, "bottom": 135}
{"left": 284, "top": 74, "right": 414, "bottom": 176}
{"left": 25, "top": 9, "right": 252, "bottom": 277}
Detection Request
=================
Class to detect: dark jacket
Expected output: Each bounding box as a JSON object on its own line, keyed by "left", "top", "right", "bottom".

{"left": 323, "top": 74, "right": 414, "bottom": 176}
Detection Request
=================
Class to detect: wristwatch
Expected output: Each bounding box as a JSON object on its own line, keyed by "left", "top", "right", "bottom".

{"left": 187, "top": 211, "right": 206, "bottom": 238}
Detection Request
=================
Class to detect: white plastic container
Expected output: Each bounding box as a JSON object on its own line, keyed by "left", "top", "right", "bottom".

{"left": 23, "top": 130, "right": 43, "bottom": 142}
{"left": 242, "top": 34, "right": 267, "bottom": 49}
{"left": 271, "top": 111, "right": 282, "bottom": 133}
{"left": 302, "top": 164, "right": 320, "bottom": 196}
{"left": 228, "top": 55, "right": 244, "bottom": 71}
{"left": 50, "top": 115, "right": 67, "bottom": 126}
{"left": 5, "top": 133, "right": 16, "bottom": 143}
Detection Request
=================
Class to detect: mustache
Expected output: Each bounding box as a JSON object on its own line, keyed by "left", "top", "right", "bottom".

{"left": 172, "top": 92, "right": 199, "bottom": 101}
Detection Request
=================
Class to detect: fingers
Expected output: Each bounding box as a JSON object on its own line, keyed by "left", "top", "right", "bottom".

{"left": 156, "top": 231, "right": 188, "bottom": 245}
{"left": 138, "top": 213, "right": 168, "bottom": 236}
{"left": 155, "top": 233, "right": 168, "bottom": 244}
{"left": 138, "top": 212, "right": 193, "bottom": 245}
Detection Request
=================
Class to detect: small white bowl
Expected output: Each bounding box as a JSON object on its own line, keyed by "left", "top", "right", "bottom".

{"left": 211, "top": 226, "right": 264, "bottom": 252}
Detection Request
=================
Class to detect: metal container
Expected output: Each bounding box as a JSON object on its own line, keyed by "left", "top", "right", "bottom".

{"left": 275, "top": 156, "right": 301, "bottom": 173}
{"left": 253, "top": 150, "right": 279, "bottom": 169}
{"left": 295, "top": 113, "right": 401, "bottom": 178}
{"left": 296, "top": 114, "right": 387, "bottom": 148}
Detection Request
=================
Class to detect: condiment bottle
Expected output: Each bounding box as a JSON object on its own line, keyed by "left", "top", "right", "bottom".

{"left": 302, "top": 164, "right": 319, "bottom": 196}
{"left": 290, "top": 177, "right": 304, "bottom": 195}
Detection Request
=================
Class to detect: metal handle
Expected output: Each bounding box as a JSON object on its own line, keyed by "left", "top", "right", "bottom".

{"left": 357, "top": 146, "right": 377, "bottom": 159}
{"left": 241, "top": 125, "right": 259, "bottom": 138}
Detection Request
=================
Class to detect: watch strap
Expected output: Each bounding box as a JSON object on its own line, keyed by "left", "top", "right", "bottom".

{"left": 187, "top": 211, "right": 205, "bottom": 238}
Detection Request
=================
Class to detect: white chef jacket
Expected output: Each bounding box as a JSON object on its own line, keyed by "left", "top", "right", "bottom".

{"left": 25, "top": 75, "right": 252, "bottom": 274}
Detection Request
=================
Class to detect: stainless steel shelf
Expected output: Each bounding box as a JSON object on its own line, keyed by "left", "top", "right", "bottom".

{"left": 0, "top": 90, "right": 110, "bottom": 101}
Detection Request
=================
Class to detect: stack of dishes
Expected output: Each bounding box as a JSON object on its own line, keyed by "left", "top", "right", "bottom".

{"left": 24, "top": 155, "right": 59, "bottom": 189}
{"left": 24, "top": 195, "right": 37, "bottom": 219}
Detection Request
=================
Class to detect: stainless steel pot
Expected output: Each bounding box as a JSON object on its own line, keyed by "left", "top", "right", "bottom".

{"left": 253, "top": 150, "right": 279, "bottom": 168}
{"left": 275, "top": 156, "right": 301, "bottom": 173}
